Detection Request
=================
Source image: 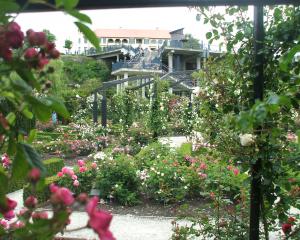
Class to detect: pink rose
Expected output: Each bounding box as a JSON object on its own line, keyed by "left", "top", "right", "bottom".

{"left": 72, "top": 175, "right": 78, "bottom": 180}
{"left": 79, "top": 166, "right": 87, "bottom": 173}
{"left": 4, "top": 210, "right": 15, "bottom": 220}
{"left": 51, "top": 187, "right": 74, "bottom": 206}
{"left": 199, "top": 163, "right": 207, "bottom": 170}
{"left": 24, "top": 196, "right": 38, "bottom": 208}
{"left": 91, "top": 162, "right": 97, "bottom": 169}
{"left": 78, "top": 159, "right": 85, "bottom": 167}
{"left": 62, "top": 167, "right": 69, "bottom": 174}
{"left": 57, "top": 171, "right": 63, "bottom": 177}
{"left": 49, "top": 183, "right": 58, "bottom": 193}
{"left": 86, "top": 197, "right": 115, "bottom": 240}
{"left": 0, "top": 219, "right": 8, "bottom": 229}
{"left": 233, "top": 168, "right": 239, "bottom": 176}
{"left": 32, "top": 211, "right": 48, "bottom": 220}
{"left": 73, "top": 180, "right": 80, "bottom": 187}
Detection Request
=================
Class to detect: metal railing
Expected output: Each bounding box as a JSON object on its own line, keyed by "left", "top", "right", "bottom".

{"left": 112, "top": 61, "right": 161, "bottom": 72}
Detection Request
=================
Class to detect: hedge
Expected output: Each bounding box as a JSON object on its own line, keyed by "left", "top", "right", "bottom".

{"left": 7, "top": 158, "right": 64, "bottom": 193}
{"left": 43, "top": 158, "right": 64, "bottom": 177}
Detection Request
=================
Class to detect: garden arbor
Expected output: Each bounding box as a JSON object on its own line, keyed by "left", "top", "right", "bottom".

{"left": 17, "top": 0, "right": 300, "bottom": 239}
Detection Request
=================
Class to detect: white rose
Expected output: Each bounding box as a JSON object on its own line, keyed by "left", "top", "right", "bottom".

{"left": 239, "top": 134, "right": 255, "bottom": 146}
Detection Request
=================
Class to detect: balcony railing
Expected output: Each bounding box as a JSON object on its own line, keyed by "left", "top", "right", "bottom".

{"left": 112, "top": 61, "right": 161, "bottom": 72}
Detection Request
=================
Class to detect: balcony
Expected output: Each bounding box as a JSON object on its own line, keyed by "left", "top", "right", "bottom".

{"left": 112, "top": 61, "right": 161, "bottom": 72}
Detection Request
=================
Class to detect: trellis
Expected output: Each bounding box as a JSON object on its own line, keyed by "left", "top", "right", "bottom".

{"left": 16, "top": 1, "right": 300, "bottom": 239}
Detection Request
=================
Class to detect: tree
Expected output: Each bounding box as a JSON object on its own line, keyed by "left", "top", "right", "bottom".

{"left": 183, "top": 34, "right": 201, "bottom": 49}
{"left": 43, "top": 29, "right": 56, "bottom": 42}
{"left": 64, "top": 39, "right": 73, "bottom": 54}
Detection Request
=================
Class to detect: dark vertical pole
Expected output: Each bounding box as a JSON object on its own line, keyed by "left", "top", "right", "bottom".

{"left": 101, "top": 91, "right": 107, "bottom": 128}
{"left": 93, "top": 92, "right": 98, "bottom": 124}
{"left": 249, "top": 4, "right": 264, "bottom": 240}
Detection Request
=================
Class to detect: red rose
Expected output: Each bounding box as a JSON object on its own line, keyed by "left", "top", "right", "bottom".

{"left": 24, "top": 48, "right": 38, "bottom": 59}
{"left": 282, "top": 223, "right": 292, "bottom": 234}
{"left": 28, "top": 31, "right": 46, "bottom": 46}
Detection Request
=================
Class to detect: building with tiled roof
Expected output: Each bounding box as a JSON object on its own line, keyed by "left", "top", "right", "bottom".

{"left": 94, "top": 28, "right": 171, "bottom": 50}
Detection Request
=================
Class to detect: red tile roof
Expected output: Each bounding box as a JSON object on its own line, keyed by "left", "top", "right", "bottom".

{"left": 94, "top": 28, "right": 171, "bottom": 39}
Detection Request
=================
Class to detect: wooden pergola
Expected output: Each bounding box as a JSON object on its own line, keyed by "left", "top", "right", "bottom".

{"left": 16, "top": 1, "right": 300, "bottom": 239}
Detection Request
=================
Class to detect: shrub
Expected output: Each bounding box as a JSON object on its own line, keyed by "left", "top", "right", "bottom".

{"left": 134, "top": 141, "right": 171, "bottom": 169}
{"left": 56, "top": 165, "right": 97, "bottom": 196}
{"left": 142, "top": 154, "right": 202, "bottom": 204}
{"left": 95, "top": 154, "right": 140, "bottom": 206}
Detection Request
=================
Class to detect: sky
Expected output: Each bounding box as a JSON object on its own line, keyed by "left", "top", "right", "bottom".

{"left": 15, "top": 7, "right": 214, "bottom": 51}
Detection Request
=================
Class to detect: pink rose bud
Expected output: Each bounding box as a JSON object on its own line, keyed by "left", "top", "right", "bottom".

{"left": 91, "top": 162, "right": 97, "bottom": 169}
{"left": 32, "top": 211, "right": 48, "bottom": 220}
{"left": 79, "top": 166, "right": 86, "bottom": 173}
{"left": 28, "top": 168, "right": 41, "bottom": 182}
{"left": 72, "top": 175, "right": 78, "bottom": 180}
{"left": 4, "top": 210, "right": 15, "bottom": 220}
{"left": 233, "top": 168, "right": 239, "bottom": 176}
{"left": 57, "top": 171, "right": 63, "bottom": 177}
{"left": 0, "top": 219, "right": 8, "bottom": 229}
{"left": 49, "top": 183, "right": 58, "bottom": 193}
{"left": 49, "top": 48, "right": 60, "bottom": 59}
{"left": 73, "top": 180, "right": 79, "bottom": 187}
{"left": 24, "top": 196, "right": 38, "bottom": 208}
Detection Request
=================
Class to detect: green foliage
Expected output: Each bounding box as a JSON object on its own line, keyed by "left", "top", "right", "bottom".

{"left": 95, "top": 154, "right": 140, "bottom": 206}
{"left": 23, "top": 175, "right": 59, "bottom": 204}
{"left": 43, "top": 158, "right": 64, "bottom": 177}
{"left": 134, "top": 141, "right": 171, "bottom": 169}
{"left": 43, "top": 29, "right": 56, "bottom": 42}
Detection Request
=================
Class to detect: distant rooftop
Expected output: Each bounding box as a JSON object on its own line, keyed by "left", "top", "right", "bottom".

{"left": 94, "top": 28, "right": 171, "bottom": 39}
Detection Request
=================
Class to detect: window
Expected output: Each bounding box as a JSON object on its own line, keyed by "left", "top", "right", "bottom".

{"left": 150, "top": 39, "right": 157, "bottom": 44}
{"left": 78, "top": 38, "right": 81, "bottom": 44}
{"left": 136, "top": 38, "right": 143, "bottom": 44}
{"left": 158, "top": 39, "right": 163, "bottom": 44}
{"left": 115, "top": 39, "right": 121, "bottom": 44}
{"left": 102, "top": 38, "right": 107, "bottom": 44}
{"left": 129, "top": 38, "right": 135, "bottom": 44}
{"left": 144, "top": 39, "right": 149, "bottom": 44}
{"left": 122, "top": 39, "right": 128, "bottom": 44}
{"left": 84, "top": 37, "right": 87, "bottom": 44}
{"left": 108, "top": 39, "right": 114, "bottom": 43}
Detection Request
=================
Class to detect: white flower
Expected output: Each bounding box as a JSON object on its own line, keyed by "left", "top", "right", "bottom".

{"left": 94, "top": 152, "right": 106, "bottom": 160}
{"left": 184, "top": 186, "right": 188, "bottom": 190}
{"left": 239, "top": 134, "right": 255, "bottom": 146}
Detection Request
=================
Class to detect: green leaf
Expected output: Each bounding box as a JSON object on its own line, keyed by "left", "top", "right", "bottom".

{"left": 6, "top": 112, "right": 16, "bottom": 125}
{"left": 279, "top": 45, "right": 300, "bottom": 72}
{"left": 11, "top": 78, "right": 32, "bottom": 93}
{"left": 75, "top": 22, "right": 99, "bottom": 49}
{"left": 45, "top": 96, "right": 70, "bottom": 119}
{"left": 67, "top": 9, "right": 92, "bottom": 23}
{"left": 15, "top": 66, "right": 40, "bottom": 90}
{"left": 63, "top": 0, "right": 79, "bottom": 9}
{"left": 22, "top": 107, "right": 34, "bottom": 119}
{"left": 26, "top": 96, "right": 51, "bottom": 122}
{"left": 27, "top": 129, "right": 37, "bottom": 144}
{"left": 206, "top": 32, "right": 212, "bottom": 40}
{"left": 0, "top": 168, "right": 8, "bottom": 206}
{"left": 12, "top": 143, "right": 45, "bottom": 181}
{"left": 12, "top": 144, "right": 30, "bottom": 181}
